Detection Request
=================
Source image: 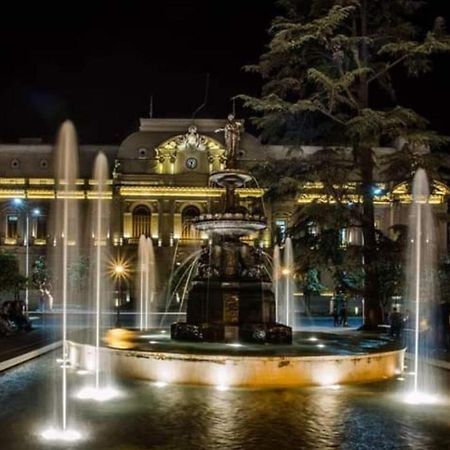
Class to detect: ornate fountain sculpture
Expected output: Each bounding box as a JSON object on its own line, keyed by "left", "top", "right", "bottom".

{"left": 171, "top": 116, "right": 292, "bottom": 344}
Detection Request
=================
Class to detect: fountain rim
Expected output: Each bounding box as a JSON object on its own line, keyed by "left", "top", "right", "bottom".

{"left": 75, "top": 341, "right": 406, "bottom": 363}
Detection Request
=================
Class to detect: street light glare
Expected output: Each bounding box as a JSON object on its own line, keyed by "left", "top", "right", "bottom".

{"left": 13, "top": 198, "right": 23, "bottom": 206}
{"left": 33, "top": 208, "right": 41, "bottom": 216}
{"left": 115, "top": 264, "right": 125, "bottom": 274}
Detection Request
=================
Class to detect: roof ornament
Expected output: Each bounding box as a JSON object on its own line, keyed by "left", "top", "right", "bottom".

{"left": 175, "top": 125, "right": 207, "bottom": 151}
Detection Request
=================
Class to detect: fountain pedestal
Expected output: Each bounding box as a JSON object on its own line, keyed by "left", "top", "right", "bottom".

{"left": 171, "top": 170, "right": 292, "bottom": 344}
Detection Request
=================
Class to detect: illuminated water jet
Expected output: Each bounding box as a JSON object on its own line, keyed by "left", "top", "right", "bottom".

{"left": 40, "top": 427, "right": 83, "bottom": 442}
{"left": 76, "top": 386, "right": 122, "bottom": 402}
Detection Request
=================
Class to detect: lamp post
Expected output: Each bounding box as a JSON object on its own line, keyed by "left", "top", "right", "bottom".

{"left": 114, "top": 263, "right": 125, "bottom": 327}
{"left": 13, "top": 199, "right": 41, "bottom": 312}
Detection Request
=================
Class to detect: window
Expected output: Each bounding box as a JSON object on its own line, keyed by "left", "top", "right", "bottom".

{"left": 137, "top": 147, "right": 148, "bottom": 159}
{"left": 182, "top": 206, "right": 200, "bottom": 240}
{"left": 132, "top": 206, "right": 151, "bottom": 238}
{"left": 35, "top": 215, "right": 47, "bottom": 240}
{"left": 10, "top": 159, "right": 20, "bottom": 169}
{"left": 6, "top": 215, "right": 19, "bottom": 239}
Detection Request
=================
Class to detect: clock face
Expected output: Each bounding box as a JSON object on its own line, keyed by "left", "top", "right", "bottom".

{"left": 186, "top": 157, "right": 198, "bottom": 170}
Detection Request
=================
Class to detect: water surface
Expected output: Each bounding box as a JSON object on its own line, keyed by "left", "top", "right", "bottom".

{"left": 0, "top": 352, "right": 449, "bottom": 450}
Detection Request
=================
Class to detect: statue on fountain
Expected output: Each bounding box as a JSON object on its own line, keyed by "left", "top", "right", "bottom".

{"left": 215, "top": 113, "right": 244, "bottom": 168}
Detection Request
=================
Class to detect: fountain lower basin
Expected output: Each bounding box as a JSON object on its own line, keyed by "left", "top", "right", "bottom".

{"left": 68, "top": 331, "right": 405, "bottom": 388}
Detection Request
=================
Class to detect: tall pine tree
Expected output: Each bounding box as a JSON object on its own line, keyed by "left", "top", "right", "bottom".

{"left": 241, "top": 0, "right": 450, "bottom": 329}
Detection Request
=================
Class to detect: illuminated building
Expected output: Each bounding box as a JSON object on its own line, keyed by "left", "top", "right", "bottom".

{"left": 0, "top": 117, "right": 448, "bottom": 309}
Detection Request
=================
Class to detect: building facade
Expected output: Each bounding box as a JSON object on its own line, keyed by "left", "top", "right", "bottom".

{"left": 0, "top": 117, "right": 448, "bottom": 312}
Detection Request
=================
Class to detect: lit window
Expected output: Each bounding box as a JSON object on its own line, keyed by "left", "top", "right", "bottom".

{"left": 35, "top": 215, "right": 47, "bottom": 239}
{"left": 6, "top": 215, "right": 19, "bottom": 239}
{"left": 132, "top": 206, "right": 151, "bottom": 238}
{"left": 182, "top": 206, "right": 201, "bottom": 240}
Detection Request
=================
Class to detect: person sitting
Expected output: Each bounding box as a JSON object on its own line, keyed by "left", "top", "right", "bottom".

{"left": 9, "top": 301, "right": 32, "bottom": 332}
{"left": 0, "top": 302, "right": 15, "bottom": 336}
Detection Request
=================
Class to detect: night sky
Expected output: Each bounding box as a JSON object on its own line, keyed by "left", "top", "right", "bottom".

{"left": 0, "top": 0, "right": 449, "bottom": 144}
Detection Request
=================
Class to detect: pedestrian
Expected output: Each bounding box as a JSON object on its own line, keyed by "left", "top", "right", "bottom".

{"left": 389, "top": 307, "right": 403, "bottom": 338}
{"left": 340, "top": 303, "right": 349, "bottom": 327}
{"left": 332, "top": 306, "right": 339, "bottom": 327}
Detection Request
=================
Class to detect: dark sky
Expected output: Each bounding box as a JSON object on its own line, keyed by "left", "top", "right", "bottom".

{"left": 0, "top": 0, "right": 449, "bottom": 144}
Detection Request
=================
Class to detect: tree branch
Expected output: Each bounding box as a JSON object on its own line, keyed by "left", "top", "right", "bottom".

{"left": 368, "top": 55, "right": 408, "bottom": 84}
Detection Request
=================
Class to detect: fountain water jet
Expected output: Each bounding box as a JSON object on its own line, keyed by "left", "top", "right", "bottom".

{"left": 404, "top": 168, "right": 439, "bottom": 404}
{"left": 93, "top": 152, "right": 110, "bottom": 390}
{"left": 283, "top": 237, "right": 295, "bottom": 329}
{"left": 145, "top": 237, "right": 156, "bottom": 329}
{"left": 138, "top": 235, "right": 148, "bottom": 331}
{"left": 273, "top": 245, "right": 281, "bottom": 322}
{"left": 42, "top": 120, "right": 82, "bottom": 441}
{"left": 75, "top": 152, "right": 121, "bottom": 402}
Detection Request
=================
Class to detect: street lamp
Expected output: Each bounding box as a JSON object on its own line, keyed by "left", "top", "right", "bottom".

{"left": 114, "top": 263, "right": 125, "bottom": 328}
{"left": 12, "top": 199, "right": 41, "bottom": 312}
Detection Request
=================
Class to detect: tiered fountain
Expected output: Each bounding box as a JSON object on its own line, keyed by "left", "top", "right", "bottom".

{"left": 68, "top": 115, "right": 405, "bottom": 389}
{"left": 171, "top": 167, "right": 292, "bottom": 344}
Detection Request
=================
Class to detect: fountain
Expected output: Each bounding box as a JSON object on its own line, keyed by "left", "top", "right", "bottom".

{"left": 68, "top": 116, "right": 405, "bottom": 389}
{"left": 41, "top": 120, "right": 82, "bottom": 441}
{"left": 171, "top": 168, "right": 292, "bottom": 344}
{"left": 404, "top": 168, "right": 440, "bottom": 404}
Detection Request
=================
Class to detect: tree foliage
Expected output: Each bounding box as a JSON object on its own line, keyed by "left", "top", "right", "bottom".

{"left": 0, "top": 251, "right": 26, "bottom": 300}
{"left": 241, "top": 0, "right": 450, "bottom": 328}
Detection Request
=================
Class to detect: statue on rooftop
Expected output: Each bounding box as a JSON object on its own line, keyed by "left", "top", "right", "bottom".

{"left": 215, "top": 114, "right": 244, "bottom": 168}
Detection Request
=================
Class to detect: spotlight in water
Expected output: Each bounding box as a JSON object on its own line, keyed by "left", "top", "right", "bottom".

{"left": 308, "top": 337, "right": 318, "bottom": 342}
{"left": 396, "top": 377, "right": 405, "bottom": 381}
{"left": 160, "top": 330, "right": 167, "bottom": 334}
{"left": 149, "top": 340, "right": 158, "bottom": 344}
{"left": 317, "top": 344, "right": 325, "bottom": 348}
{"left": 227, "top": 343, "right": 243, "bottom": 348}
{"left": 153, "top": 381, "right": 168, "bottom": 388}
{"left": 76, "top": 370, "right": 89, "bottom": 376}
{"left": 403, "top": 392, "right": 439, "bottom": 405}
{"left": 327, "top": 384, "right": 341, "bottom": 390}
{"left": 215, "top": 385, "right": 229, "bottom": 391}
{"left": 76, "top": 386, "right": 122, "bottom": 402}
{"left": 40, "top": 427, "right": 83, "bottom": 442}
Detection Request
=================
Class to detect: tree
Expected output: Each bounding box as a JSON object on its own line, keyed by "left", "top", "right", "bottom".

{"left": 241, "top": 0, "right": 450, "bottom": 329}
{"left": 0, "top": 251, "right": 26, "bottom": 301}
{"left": 32, "top": 256, "right": 53, "bottom": 309}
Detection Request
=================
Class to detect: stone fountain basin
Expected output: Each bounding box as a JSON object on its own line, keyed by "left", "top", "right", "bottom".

{"left": 193, "top": 218, "right": 267, "bottom": 235}
{"left": 68, "top": 331, "right": 405, "bottom": 388}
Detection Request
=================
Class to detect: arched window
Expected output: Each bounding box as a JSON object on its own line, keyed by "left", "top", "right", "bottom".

{"left": 181, "top": 206, "right": 200, "bottom": 240}
{"left": 132, "top": 205, "right": 151, "bottom": 238}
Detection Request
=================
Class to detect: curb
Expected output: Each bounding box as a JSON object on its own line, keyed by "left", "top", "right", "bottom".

{"left": 0, "top": 341, "right": 62, "bottom": 372}
{"left": 405, "top": 354, "right": 450, "bottom": 371}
